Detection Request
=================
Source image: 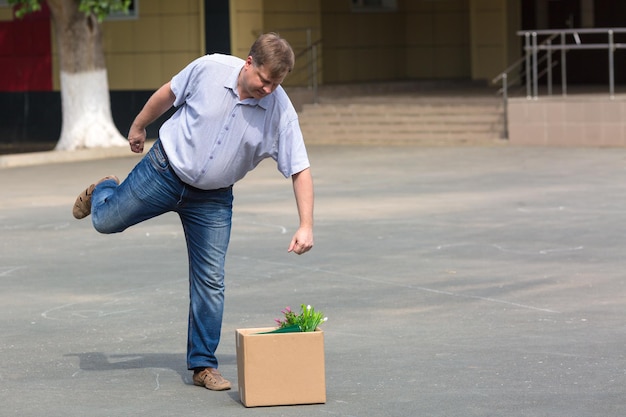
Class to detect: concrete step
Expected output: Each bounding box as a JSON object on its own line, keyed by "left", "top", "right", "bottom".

{"left": 298, "top": 99, "right": 505, "bottom": 145}
{"left": 301, "top": 111, "right": 502, "bottom": 122}
{"left": 302, "top": 103, "right": 502, "bottom": 114}
{"left": 300, "top": 116, "right": 502, "bottom": 132}
{"left": 299, "top": 113, "right": 503, "bottom": 125}
{"left": 303, "top": 132, "right": 502, "bottom": 146}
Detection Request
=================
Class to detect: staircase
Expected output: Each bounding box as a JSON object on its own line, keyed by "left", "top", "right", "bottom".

{"left": 297, "top": 93, "right": 505, "bottom": 146}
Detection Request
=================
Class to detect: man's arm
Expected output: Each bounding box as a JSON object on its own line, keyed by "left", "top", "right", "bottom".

{"left": 288, "top": 167, "right": 314, "bottom": 255}
{"left": 128, "top": 81, "right": 176, "bottom": 153}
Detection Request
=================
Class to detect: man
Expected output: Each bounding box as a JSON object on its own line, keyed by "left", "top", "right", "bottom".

{"left": 72, "top": 33, "right": 314, "bottom": 391}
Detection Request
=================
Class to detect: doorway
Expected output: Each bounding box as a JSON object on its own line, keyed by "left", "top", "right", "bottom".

{"left": 520, "top": 0, "right": 626, "bottom": 85}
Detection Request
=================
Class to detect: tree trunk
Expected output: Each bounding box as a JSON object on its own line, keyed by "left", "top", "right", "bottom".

{"left": 48, "top": 0, "right": 126, "bottom": 150}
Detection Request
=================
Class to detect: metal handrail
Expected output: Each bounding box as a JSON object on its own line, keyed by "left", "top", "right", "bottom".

{"left": 495, "top": 28, "right": 626, "bottom": 100}
{"left": 492, "top": 33, "right": 559, "bottom": 85}
{"left": 492, "top": 33, "right": 559, "bottom": 139}
{"left": 293, "top": 38, "right": 322, "bottom": 102}
{"left": 492, "top": 27, "right": 626, "bottom": 139}
{"left": 492, "top": 36, "right": 558, "bottom": 95}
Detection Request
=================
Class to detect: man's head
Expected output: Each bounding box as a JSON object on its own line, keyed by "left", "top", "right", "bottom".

{"left": 248, "top": 32, "right": 295, "bottom": 80}
{"left": 238, "top": 33, "right": 295, "bottom": 100}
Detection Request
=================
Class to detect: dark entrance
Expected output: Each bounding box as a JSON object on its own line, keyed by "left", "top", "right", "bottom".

{"left": 521, "top": 0, "right": 626, "bottom": 85}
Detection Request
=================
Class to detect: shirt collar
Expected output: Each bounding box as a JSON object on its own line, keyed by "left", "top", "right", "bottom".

{"left": 224, "top": 64, "right": 269, "bottom": 109}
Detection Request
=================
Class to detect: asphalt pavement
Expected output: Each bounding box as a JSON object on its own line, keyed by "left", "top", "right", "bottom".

{"left": 2, "top": 143, "right": 626, "bottom": 417}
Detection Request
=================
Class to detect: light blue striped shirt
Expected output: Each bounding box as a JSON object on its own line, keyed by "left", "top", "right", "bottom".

{"left": 159, "top": 54, "right": 310, "bottom": 190}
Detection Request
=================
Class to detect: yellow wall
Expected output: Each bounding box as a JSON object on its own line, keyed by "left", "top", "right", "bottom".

{"left": 319, "top": 0, "right": 520, "bottom": 83}
{"left": 52, "top": 0, "right": 205, "bottom": 90}
{"left": 229, "top": 0, "right": 263, "bottom": 60}
{"left": 102, "top": 0, "right": 204, "bottom": 90}
{"left": 320, "top": 0, "right": 480, "bottom": 83}
{"left": 506, "top": 0, "right": 522, "bottom": 71}
{"left": 469, "top": 0, "right": 520, "bottom": 81}
{"left": 321, "top": 0, "right": 406, "bottom": 82}
{"left": 404, "top": 0, "right": 471, "bottom": 80}
{"left": 229, "top": 0, "right": 322, "bottom": 87}
{"left": 0, "top": 5, "right": 13, "bottom": 21}
{"left": 47, "top": 0, "right": 519, "bottom": 90}
{"left": 263, "top": 0, "right": 322, "bottom": 86}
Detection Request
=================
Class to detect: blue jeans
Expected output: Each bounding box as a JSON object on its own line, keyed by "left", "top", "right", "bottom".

{"left": 91, "top": 139, "right": 233, "bottom": 370}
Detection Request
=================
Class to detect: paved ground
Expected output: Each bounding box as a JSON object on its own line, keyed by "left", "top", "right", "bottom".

{"left": 2, "top": 143, "right": 626, "bottom": 417}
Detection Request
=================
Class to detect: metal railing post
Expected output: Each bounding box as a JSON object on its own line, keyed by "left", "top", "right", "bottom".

{"left": 312, "top": 44, "right": 318, "bottom": 104}
{"left": 609, "top": 29, "right": 615, "bottom": 98}
{"left": 532, "top": 32, "right": 538, "bottom": 99}
{"left": 561, "top": 32, "right": 567, "bottom": 97}
{"left": 525, "top": 32, "right": 531, "bottom": 99}
{"left": 502, "top": 73, "right": 508, "bottom": 139}
{"left": 306, "top": 28, "right": 312, "bottom": 89}
{"left": 547, "top": 39, "right": 552, "bottom": 96}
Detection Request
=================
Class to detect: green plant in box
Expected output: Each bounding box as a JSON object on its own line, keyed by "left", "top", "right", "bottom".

{"left": 272, "top": 304, "right": 327, "bottom": 333}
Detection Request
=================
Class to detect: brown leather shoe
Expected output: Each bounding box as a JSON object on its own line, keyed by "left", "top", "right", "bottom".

{"left": 193, "top": 368, "right": 231, "bottom": 391}
{"left": 72, "top": 175, "right": 119, "bottom": 219}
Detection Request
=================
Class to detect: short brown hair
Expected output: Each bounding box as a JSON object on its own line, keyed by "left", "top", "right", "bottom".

{"left": 248, "top": 32, "right": 295, "bottom": 79}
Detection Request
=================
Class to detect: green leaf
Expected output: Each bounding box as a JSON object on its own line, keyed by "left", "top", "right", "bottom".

{"left": 8, "top": 0, "right": 42, "bottom": 19}
{"left": 8, "top": 0, "right": 131, "bottom": 21}
{"left": 258, "top": 324, "right": 302, "bottom": 334}
{"left": 79, "top": 0, "right": 132, "bottom": 22}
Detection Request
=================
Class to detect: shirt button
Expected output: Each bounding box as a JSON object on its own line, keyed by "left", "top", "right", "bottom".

{"left": 225, "top": 127, "right": 229, "bottom": 131}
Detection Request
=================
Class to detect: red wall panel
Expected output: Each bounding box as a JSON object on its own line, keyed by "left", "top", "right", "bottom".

{"left": 0, "top": 4, "right": 51, "bottom": 91}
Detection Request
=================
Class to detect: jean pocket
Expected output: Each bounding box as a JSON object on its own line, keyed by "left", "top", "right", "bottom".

{"left": 148, "top": 140, "right": 169, "bottom": 172}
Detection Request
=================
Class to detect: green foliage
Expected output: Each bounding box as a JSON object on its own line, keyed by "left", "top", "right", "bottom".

{"left": 7, "top": 0, "right": 40, "bottom": 18}
{"left": 8, "top": 0, "right": 132, "bottom": 22}
{"left": 79, "top": 0, "right": 132, "bottom": 22}
{"left": 275, "top": 304, "right": 327, "bottom": 332}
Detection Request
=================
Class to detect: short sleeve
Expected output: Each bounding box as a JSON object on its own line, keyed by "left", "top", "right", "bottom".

{"left": 276, "top": 118, "right": 310, "bottom": 177}
{"left": 170, "top": 57, "right": 203, "bottom": 108}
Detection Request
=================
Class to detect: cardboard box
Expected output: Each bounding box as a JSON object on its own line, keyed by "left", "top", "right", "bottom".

{"left": 235, "top": 327, "right": 326, "bottom": 407}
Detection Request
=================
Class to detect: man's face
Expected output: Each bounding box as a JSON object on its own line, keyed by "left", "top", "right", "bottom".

{"left": 240, "top": 56, "right": 284, "bottom": 100}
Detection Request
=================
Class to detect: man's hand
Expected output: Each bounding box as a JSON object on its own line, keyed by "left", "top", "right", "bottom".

{"left": 128, "top": 124, "right": 146, "bottom": 153}
{"left": 127, "top": 81, "right": 175, "bottom": 154}
{"left": 288, "top": 226, "right": 314, "bottom": 255}
{"left": 290, "top": 168, "right": 314, "bottom": 255}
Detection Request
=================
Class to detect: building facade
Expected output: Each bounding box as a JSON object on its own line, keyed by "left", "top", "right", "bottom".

{"left": 1, "top": 0, "right": 624, "bottom": 145}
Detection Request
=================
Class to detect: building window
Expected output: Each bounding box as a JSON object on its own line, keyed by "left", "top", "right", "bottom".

{"left": 351, "top": 0, "right": 397, "bottom": 12}
{"left": 107, "top": 0, "right": 138, "bottom": 21}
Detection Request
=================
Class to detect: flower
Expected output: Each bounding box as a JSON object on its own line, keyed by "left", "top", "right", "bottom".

{"left": 275, "top": 304, "right": 327, "bottom": 332}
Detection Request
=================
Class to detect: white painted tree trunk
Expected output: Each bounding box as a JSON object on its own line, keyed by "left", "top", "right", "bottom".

{"left": 48, "top": 0, "right": 128, "bottom": 151}
{"left": 55, "top": 70, "right": 127, "bottom": 150}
